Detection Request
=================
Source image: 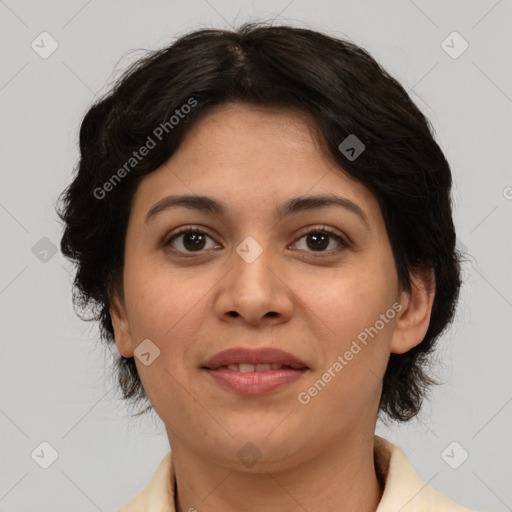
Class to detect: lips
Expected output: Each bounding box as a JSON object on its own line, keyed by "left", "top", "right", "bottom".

{"left": 200, "top": 347, "right": 309, "bottom": 371}
{"left": 201, "top": 347, "right": 309, "bottom": 394}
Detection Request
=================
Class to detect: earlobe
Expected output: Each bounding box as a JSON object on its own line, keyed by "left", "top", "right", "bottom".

{"left": 390, "top": 268, "right": 435, "bottom": 355}
{"left": 109, "top": 292, "right": 134, "bottom": 358}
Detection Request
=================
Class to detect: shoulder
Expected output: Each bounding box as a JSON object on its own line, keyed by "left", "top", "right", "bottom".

{"left": 117, "top": 451, "right": 175, "bottom": 512}
{"left": 374, "top": 436, "right": 479, "bottom": 512}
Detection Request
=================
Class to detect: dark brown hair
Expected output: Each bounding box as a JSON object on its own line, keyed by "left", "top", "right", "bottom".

{"left": 57, "top": 22, "right": 462, "bottom": 422}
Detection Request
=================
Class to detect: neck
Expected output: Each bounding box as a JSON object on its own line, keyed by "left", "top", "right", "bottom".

{"left": 170, "top": 430, "right": 383, "bottom": 512}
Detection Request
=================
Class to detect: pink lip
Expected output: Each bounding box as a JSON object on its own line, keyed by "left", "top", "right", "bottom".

{"left": 203, "top": 367, "right": 307, "bottom": 394}
{"left": 200, "top": 347, "right": 309, "bottom": 395}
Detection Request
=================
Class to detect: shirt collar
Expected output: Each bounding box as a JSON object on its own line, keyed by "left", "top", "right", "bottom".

{"left": 118, "top": 435, "right": 475, "bottom": 511}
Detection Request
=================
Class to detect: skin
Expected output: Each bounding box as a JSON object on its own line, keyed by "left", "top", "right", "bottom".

{"left": 110, "top": 102, "right": 435, "bottom": 512}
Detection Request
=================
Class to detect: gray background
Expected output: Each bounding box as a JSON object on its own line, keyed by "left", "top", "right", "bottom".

{"left": 1, "top": 1, "right": 511, "bottom": 511}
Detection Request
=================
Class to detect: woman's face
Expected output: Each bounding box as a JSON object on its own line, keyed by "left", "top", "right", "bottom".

{"left": 111, "top": 102, "right": 427, "bottom": 470}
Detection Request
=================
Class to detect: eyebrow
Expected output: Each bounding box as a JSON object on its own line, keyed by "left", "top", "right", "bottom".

{"left": 145, "top": 193, "right": 369, "bottom": 227}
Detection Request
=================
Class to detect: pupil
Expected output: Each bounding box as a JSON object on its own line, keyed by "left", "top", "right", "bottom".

{"left": 307, "top": 233, "right": 328, "bottom": 251}
{"left": 184, "top": 233, "right": 205, "bottom": 251}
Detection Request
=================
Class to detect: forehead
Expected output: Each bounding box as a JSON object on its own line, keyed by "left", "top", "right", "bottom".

{"left": 129, "top": 102, "right": 381, "bottom": 227}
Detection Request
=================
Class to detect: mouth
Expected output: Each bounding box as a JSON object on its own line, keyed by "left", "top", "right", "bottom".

{"left": 205, "top": 363, "right": 308, "bottom": 372}
{"left": 200, "top": 347, "right": 309, "bottom": 394}
{"left": 201, "top": 346, "right": 309, "bottom": 370}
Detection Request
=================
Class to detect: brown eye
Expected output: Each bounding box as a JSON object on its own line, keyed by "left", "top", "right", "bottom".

{"left": 293, "top": 227, "right": 348, "bottom": 255}
{"left": 165, "top": 229, "right": 217, "bottom": 253}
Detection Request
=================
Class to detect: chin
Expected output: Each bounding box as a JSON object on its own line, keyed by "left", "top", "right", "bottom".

{"left": 212, "top": 438, "right": 308, "bottom": 473}
{"left": 229, "top": 427, "right": 308, "bottom": 460}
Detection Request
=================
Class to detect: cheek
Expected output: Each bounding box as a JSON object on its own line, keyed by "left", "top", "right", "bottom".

{"left": 124, "top": 263, "right": 204, "bottom": 336}
{"left": 124, "top": 268, "right": 207, "bottom": 415}
{"left": 298, "top": 276, "right": 397, "bottom": 419}
{"left": 123, "top": 264, "right": 219, "bottom": 396}
{"left": 299, "top": 254, "right": 398, "bottom": 386}
{"left": 299, "top": 260, "right": 396, "bottom": 337}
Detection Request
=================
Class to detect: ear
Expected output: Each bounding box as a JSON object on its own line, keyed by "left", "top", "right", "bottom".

{"left": 109, "top": 290, "right": 134, "bottom": 358}
{"left": 390, "top": 267, "right": 435, "bottom": 354}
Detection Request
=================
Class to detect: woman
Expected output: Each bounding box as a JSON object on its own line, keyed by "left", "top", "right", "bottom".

{"left": 57, "top": 22, "right": 477, "bottom": 511}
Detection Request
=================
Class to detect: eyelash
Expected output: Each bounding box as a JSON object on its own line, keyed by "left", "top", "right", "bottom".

{"left": 163, "top": 225, "right": 349, "bottom": 257}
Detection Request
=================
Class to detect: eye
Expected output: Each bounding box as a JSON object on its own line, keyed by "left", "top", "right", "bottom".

{"left": 291, "top": 226, "right": 349, "bottom": 255}
{"left": 163, "top": 225, "right": 349, "bottom": 256}
{"left": 164, "top": 228, "right": 219, "bottom": 254}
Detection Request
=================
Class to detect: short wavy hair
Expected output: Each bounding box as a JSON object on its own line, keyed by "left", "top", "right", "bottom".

{"left": 57, "top": 22, "right": 462, "bottom": 422}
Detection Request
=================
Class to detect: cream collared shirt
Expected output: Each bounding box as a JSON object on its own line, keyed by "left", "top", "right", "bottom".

{"left": 118, "top": 435, "right": 478, "bottom": 511}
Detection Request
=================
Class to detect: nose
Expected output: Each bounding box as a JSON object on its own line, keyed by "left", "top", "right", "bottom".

{"left": 214, "top": 240, "right": 294, "bottom": 327}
